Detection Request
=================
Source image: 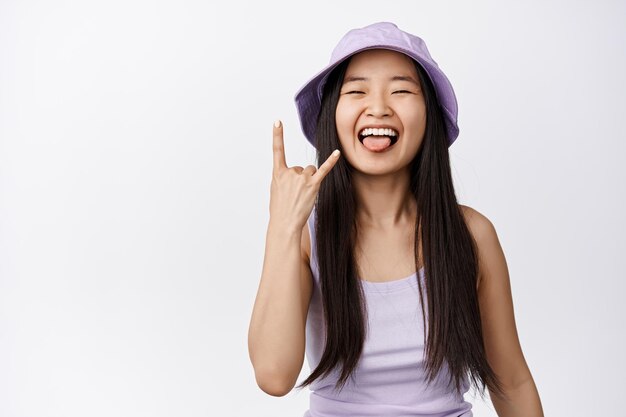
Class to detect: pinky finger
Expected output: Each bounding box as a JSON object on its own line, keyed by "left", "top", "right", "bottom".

{"left": 312, "top": 149, "right": 341, "bottom": 183}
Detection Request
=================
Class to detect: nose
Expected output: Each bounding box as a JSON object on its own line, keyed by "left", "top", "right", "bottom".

{"left": 365, "top": 92, "right": 393, "bottom": 118}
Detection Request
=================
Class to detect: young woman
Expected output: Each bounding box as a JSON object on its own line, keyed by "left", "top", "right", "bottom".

{"left": 249, "top": 22, "right": 544, "bottom": 417}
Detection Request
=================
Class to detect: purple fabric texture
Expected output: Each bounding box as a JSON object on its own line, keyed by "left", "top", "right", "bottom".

{"left": 301, "top": 206, "right": 473, "bottom": 417}
{"left": 294, "top": 21, "right": 460, "bottom": 149}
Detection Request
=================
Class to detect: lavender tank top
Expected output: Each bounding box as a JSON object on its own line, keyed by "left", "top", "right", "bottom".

{"left": 302, "top": 206, "right": 473, "bottom": 417}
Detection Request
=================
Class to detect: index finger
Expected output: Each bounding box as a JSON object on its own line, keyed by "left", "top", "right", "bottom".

{"left": 272, "top": 120, "right": 287, "bottom": 173}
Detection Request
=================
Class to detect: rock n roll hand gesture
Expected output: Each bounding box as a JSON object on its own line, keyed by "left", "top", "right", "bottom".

{"left": 269, "top": 120, "right": 341, "bottom": 232}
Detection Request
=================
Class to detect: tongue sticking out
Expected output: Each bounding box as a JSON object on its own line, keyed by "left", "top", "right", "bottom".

{"left": 362, "top": 136, "right": 392, "bottom": 152}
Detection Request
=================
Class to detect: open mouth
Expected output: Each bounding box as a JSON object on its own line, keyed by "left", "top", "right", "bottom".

{"left": 358, "top": 127, "right": 399, "bottom": 152}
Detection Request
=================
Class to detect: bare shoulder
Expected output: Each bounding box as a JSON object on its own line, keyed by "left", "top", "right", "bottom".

{"left": 458, "top": 204, "right": 497, "bottom": 244}
{"left": 458, "top": 204, "right": 500, "bottom": 290}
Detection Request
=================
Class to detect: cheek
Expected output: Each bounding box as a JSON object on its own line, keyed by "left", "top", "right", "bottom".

{"left": 402, "top": 103, "right": 427, "bottom": 131}
{"left": 334, "top": 102, "right": 356, "bottom": 139}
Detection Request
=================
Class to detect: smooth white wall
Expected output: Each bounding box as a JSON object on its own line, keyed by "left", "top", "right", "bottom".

{"left": 1, "top": 1, "right": 624, "bottom": 416}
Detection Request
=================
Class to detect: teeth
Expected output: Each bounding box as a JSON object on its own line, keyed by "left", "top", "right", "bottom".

{"left": 359, "top": 127, "right": 398, "bottom": 137}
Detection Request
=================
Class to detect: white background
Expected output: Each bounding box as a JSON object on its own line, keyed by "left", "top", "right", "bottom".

{"left": 1, "top": 0, "right": 625, "bottom": 416}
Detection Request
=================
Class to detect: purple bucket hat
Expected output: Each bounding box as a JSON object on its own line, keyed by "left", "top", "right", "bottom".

{"left": 294, "top": 21, "right": 459, "bottom": 148}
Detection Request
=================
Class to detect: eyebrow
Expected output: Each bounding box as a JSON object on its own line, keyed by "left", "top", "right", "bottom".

{"left": 343, "top": 75, "right": 420, "bottom": 85}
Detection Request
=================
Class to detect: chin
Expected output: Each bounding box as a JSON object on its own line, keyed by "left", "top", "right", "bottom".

{"left": 351, "top": 160, "right": 409, "bottom": 177}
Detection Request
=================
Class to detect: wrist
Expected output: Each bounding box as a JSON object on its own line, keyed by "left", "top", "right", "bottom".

{"left": 267, "top": 218, "right": 303, "bottom": 236}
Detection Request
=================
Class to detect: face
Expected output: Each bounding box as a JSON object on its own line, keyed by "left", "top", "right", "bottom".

{"left": 335, "top": 49, "right": 426, "bottom": 175}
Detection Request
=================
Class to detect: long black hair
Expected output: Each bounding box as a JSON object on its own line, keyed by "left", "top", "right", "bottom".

{"left": 294, "top": 54, "right": 509, "bottom": 403}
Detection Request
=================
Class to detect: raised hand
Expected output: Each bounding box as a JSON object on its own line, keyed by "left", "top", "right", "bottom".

{"left": 269, "top": 120, "right": 341, "bottom": 232}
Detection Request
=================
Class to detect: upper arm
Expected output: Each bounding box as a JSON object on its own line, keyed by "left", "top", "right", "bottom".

{"left": 461, "top": 205, "right": 533, "bottom": 390}
{"left": 300, "top": 221, "right": 314, "bottom": 321}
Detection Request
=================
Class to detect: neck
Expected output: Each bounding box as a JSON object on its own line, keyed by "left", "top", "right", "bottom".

{"left": 352, "top": 167, "right": 416, "bottom": 229}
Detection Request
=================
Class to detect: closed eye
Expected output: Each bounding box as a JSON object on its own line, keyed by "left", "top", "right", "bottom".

{"left": 344, "top": 91, "right": 365, "bottom": 94}
{"left": 393, "top": 90, "right": 413, "bottom": 94}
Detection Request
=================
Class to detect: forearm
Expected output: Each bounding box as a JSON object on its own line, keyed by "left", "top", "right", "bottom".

{"left": 248, "top": 221, "right": 306, "bottom": 388}
{"left": 490, "top": 377, "right": 544, "bottom": 417}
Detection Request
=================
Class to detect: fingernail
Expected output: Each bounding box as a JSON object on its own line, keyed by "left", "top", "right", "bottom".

{"left": 332, "top": 149, "right": 340, "bottom": 157}
{"left": 274, "top": 120, "right": 281, "bottom": 128}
